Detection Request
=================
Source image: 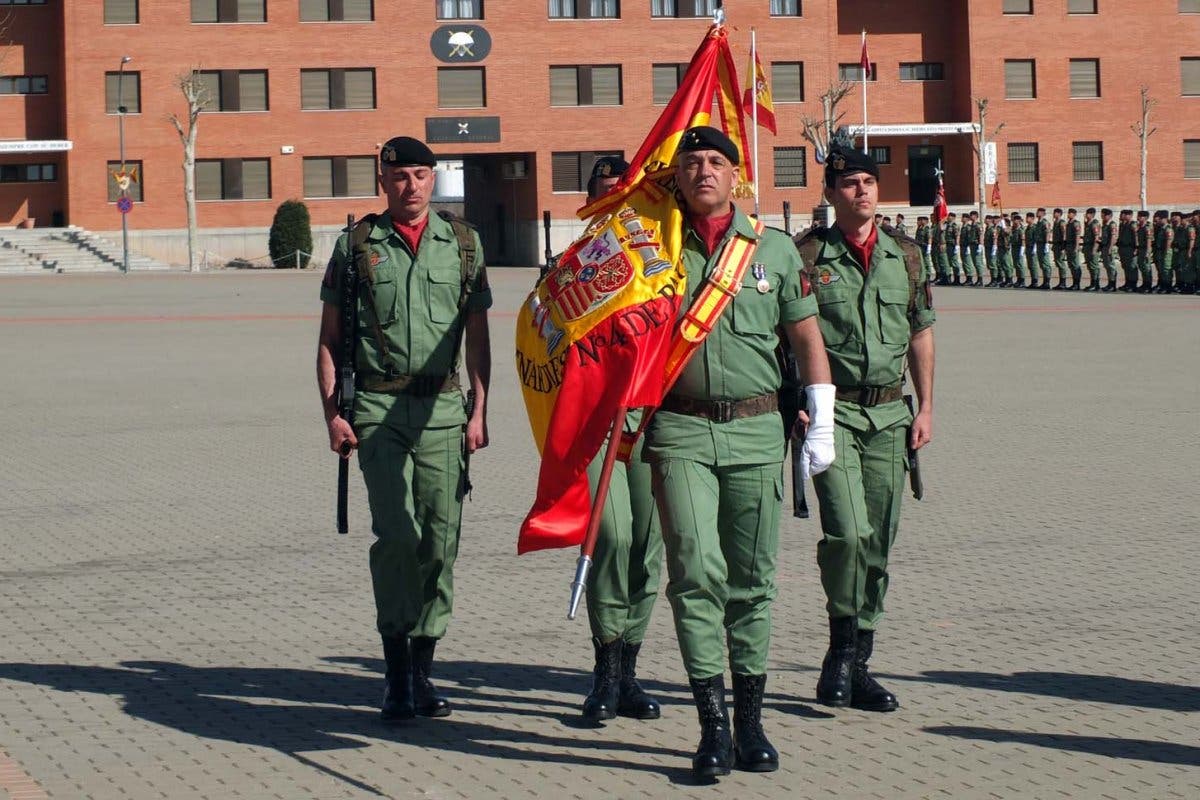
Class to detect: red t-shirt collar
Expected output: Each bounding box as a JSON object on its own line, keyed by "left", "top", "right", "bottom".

{"left": 688, "top": 208, "right": 736, "bottom": 256}
{"left": 391, "top": 214, "right": 429, "bottom": 255}
{"left": 842, "top": 224, "right": 878, "bottom": 272}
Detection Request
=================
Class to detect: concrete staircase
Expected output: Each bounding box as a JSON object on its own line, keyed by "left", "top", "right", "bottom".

{"left": 0, "top": 227, "right": 172, "bottom": 273}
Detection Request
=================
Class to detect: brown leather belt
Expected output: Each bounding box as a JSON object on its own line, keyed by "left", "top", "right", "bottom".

{"left": 358, "top": 373, "right": 460, "bottom": 396}
{"left": 660, "top": 392, "right": 778, "bottom": 423}
{"left": 835, "top": 384, "right": 903, "bottom": 407}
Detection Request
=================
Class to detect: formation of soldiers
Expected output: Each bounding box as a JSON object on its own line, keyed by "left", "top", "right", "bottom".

{"left": 910, "top": 207, "right": 1200, "bottom": 294}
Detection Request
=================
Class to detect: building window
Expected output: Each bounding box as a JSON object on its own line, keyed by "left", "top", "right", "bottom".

{"left": 652, "top": 63, "right": 685, "bottom": 104}
{"left": 436, "top": 67, "right": 485, "bottom": 108}
{"left": 0, "top": 164, "right": 56, "bottom": 183}
{"left": 196, "top": 158, "right": 271, "bottom": 201}
{"left": 1183, "top": 0, "right": 1200, "bottom": 13}
{"left": 104, "top": 71, "right": 140, "bottom": 113}
{"left": 0, "top": 0, "right": 49, "bottom": 5}
{"left": 838, "top": 63, "right": 876, "bottom": 82}
{"left": 770, "top": 0, "right": 800, "bottom": 15}
{"left": 437, "top": 0, "right": 482, "bottom": 18}
{"left": 1002, "top": 0, "right": 1032, "bottom": 13}
{"left": 303, "top": 156, "right": 377, "bottom": 198}
{"left": 1184, "top": 58, "right": 1200, "bottom": 96}
{"left": 550, "top": 65, "right": 622, "bottom": 106}
{"left": 869, "top": 146, "right": 891, "bottom": 165}
{"left": 0, "top": 75, "right": 48, "bottom": 94}
{"left": 107, "top": 160, "right": 144, "bottom": 201}
{"left": 771, "top": 62, "right": 804, "bottom": 102}
{"left": 1067, "top": 0, "right": 1096, "bottom": 12}
{"left": 194, "top": 70, "right": 269, "bottom": 112}
{"left": 899, "top": 62, "right": 944, "bottom": 81}
{"left": 549, "top": 1, "right": 618, "bottom": 17}
{"left": 1184, "top": 140, "right": 1200, "bottom": 178}
{"left": 191, "top": 0, "right": 265, "bottom": 23}
{"left": 1007, "top": 143, "right": 1039, "bottom": 183}
{"left": 551, "top": 150, "right": 622, "bottom": 192}
{"left": 1004, "top": 59, "right": 1036, "bottom": 98}
{"left": 301, "top": 68, "right": 376, "bottom": 109}
{"left": 300, "top": 0, "right": 373, "bottom": 21}
{"left": 1072, "top": 141, "right": 1103, "bottom": 181}
{"left": 1069, "top": 59, "right": 1100, "bottom": 98}
{"left": 651, "top": 0, "right": 715, "bottom": 18}
{"left": 104, "top": 0, "right": 137, "bottom": 23}
{"left": 773, "top": 147, "right": 807, "bottom": 188}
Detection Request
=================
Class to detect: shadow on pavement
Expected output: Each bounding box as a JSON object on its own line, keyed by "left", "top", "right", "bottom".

{"left": 0, "top": 660, "right": 699, "bottom": 789}
{"left": 925, "top": 725, "right": 1200, "bottom": 767}
{"left": 890, "top": 670, "right": 1200, "bottom": 712}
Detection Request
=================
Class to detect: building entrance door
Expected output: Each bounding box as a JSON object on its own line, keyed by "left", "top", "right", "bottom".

{"left": 907, "top": 146, "right": 943, "bottom": 206}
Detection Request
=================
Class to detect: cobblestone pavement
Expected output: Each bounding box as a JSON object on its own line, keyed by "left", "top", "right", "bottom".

{"left": 1, "top": 270, "right": 1198, "bottom": 800}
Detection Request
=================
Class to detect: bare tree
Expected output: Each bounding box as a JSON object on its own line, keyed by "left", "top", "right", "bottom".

{"left": 168, "top": 70, "right": 210, "bottom": 272}
{"left": 800, "top": 82, "right": 854, "bottom": 165}
{"left": 1130, "top": 86, "right": 1157, "bottom": 212}
{"left": 969, "top": 97, "right": 1004, "bottom": 218}
{"left": 0, "top": 10, "right": 14, "bottom": 72}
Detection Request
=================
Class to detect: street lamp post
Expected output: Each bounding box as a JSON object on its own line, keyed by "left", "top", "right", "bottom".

{"left": 117, "top": 55, "right": 132, "bottom": 274}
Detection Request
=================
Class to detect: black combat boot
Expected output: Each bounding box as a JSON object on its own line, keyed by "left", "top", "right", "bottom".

{"left": 689, "top": 675, "right": 734, "bottom": 781}
{"left": 1071, "top": 269, "right": 1082, "bottom": 289}
{"left": 616, "top": 641, "right": 661, "bottom": 720}
{"left": 731, "top": 674, "right": 778, "bottom": 773}
{"left": 582, "top": 637, "right": 623, "bottom": 722}
{"left": 1028, "top": 278, "right": 1039, "bottom": 289}
{"left": 815, "top": 616, "right": 856, "bottom": 707}
{"left": 849, "top": 630, "right": 899, "bottom": 712}
{"left": 410, "top": 636, "right": 451, "bottom": 717}
{"left": 380, "top": 635, "right": 415, "bottom": 722}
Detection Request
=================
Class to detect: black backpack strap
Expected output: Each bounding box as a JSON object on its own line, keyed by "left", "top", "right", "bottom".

{"left": 349, "top": 213, "right": 390, "bottom": 358}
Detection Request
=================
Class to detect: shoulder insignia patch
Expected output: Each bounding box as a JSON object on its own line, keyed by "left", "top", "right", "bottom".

{"left": 369, "top": 250, "right": 388, "bottom": 267}
{"left": 817, "top": 268, "right": 842, "bottom": 286}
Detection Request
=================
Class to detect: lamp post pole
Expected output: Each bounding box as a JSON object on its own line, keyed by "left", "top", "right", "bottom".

{"left": 117, "top": 55, "right": 132, "bottom": 273}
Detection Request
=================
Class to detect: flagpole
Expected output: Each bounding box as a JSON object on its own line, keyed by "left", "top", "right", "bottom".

{"left": 861, "top": 29, "right": 869, "bottom": 155}
{"left": 751, "top": 27, "right": 760, "bottom": 216}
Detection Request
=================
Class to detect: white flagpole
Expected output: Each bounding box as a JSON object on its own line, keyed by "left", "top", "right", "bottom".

{"left": 751, "top": 27, "right": 760, "bottom": 216}
{"left": 861, "top": 29, "right": 869, "bottom": 154}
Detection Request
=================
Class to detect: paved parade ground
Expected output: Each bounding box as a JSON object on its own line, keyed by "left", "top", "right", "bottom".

{"left": 1, "top": 269, "right": 1198, "bottom": 800}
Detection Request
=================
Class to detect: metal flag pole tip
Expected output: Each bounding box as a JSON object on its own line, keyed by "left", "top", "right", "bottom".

{"left": 567, "top": 555, "right": 592, "bottom": 620}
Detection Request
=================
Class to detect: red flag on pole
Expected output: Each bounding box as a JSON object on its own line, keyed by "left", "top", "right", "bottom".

{"left": 742, "top": 49, "right": 777, "bottom": 135}
{"left": 932, "top": 166, "right": 949, "bottom": 225}
{"left": 859, "top": 30, "right": 871, "bottom": 79}
{"left": 990, "top": 182, "right": 1002, "bottom": 209}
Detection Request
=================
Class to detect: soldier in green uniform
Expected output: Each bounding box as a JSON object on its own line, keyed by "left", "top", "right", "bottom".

{"left": 1135, "top": 210, "right": 1154, "bottom": 293}
{"left": 645, "top": 126, "right": 835, "bottom": 780}
{"left": 932, "top": 215, "right": 948, "bottom": 285}
{"left": 981, "top": 215, "right": 996, "bottom": 286}
{"left": 1185, "top": 210, "right": 1200, "bottom": 294}
{"left": 959, "top": 211, "right": 979, "bottom": 286}
{"left": 1118, "top": 209, "right": 1138, "bottom": 292}
{"left": 914, "top": 216, "right": 934, "bottom": 283}
{"left": 1050, "top": 208, "right": 1068, "bottom": 289}
{"left": 894, "top": 213, "right": 908, "bottom": 238}
{"left": 575, "top": 156, "right": 664, "bottom": 724}
{"left": 1152, "top": 211, "right": 1174, "bottom": 293}
{"left": 1010, "top": 212, "right": 1029, "bottom": 288}
{"left": 794, "top": 146, "right": 936, "bottom": 715}
{"left": 1170, "top": 211, "right": 1192, "bottom": 293}
{"left": 947, "top": 212, "right": 963, "bottom": 285}
{"left": 1099, "top": 208, "right": 1119, "bottom": 292}
{"left": 316, "top": 136, "right": 493, "bottom": 723}
{"left": 995, "top": 215, "right": 1013, "bottom": 287}
{"left": 1033, "top": 208, "right": 1052, "bottom": 289}
{"left": 1063, "top": 208, "right": 1083, "bottom": 290}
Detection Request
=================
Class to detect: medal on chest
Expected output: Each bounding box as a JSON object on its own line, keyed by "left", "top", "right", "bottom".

{"left": 751, "top": 263, "right": 770, "bottom": 294}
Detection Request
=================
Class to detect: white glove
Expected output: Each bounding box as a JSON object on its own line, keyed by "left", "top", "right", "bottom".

{"left": 800, "top": 383, "right": 836, "bottom": 481}
{"left": 990, "top": 247, "right": 998, "bottom": 258}
{"left": 925, "top": 244, "right": 932, "bottom": 255}
{"left": 976, "top": 245, "right": 984, "bottom": 256}
{"left": 1043, "top": 243, "right": 1051, "bottom": 255}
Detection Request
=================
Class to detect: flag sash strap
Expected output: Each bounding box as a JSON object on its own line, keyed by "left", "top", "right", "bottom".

{"left": 616, "top": 217, "right": 766, "bottom": 461}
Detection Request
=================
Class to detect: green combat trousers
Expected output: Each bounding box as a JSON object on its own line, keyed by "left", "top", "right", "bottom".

{"left": 920, "top": 250, "right": 934, "bottom": 283}
{"left": 1038, "top": 246, "right": 1054, "bottom": 283}
{"left": 585, "top": 437, "right": 663, "bottom": 644}
{"left": 1012, "top": 245, "right": 1028, "bottom": 282}
{"left": 1153, "top": 247, "right": 1173, "bottom": 288}
{"left": 1137, "top": 252, "right": 1154, "bottom": 287}
{"left": 1084, "top": 250, "right": 1100, "bottom": 286}
{"left": 814, "top": 421, "right": 906, "bottom": 631}
{"left": 960, "top": 246, "right": 979, "bottom": 280}
{"left": 1118, "top": 247, "right": 1136, "bottom": 287}
{"left": 1102, "top": 248, "right": 1118, "bottom": 285}
{"left": 358, "top": 422, "right": 464, "bottom": 640}
{"left": 653, "top": 459, "right": 783, "bottom": 679}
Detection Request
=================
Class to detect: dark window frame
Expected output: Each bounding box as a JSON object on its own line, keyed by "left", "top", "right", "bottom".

{"left": 769, "top": 0, "right": 801, "bottom": 16}
{"left": 770, "top": 61, "right": 804, "bottom": 102}
{"left": 1002, "top": 0, "right": 1033, "bottom": 14}
{"left": 436, "top": 0, "right": 483, "bottom": 19}
{"left": 195, "top": 157, "right": 272, "bottom": 201}
{"left": 190, "top": 0, "right": 266, "bottom": 23}
{"left": 1004, "top": 59, "right": 1037, "bottom": 99}
{"left": 773, "top": 146, "right": 808, "bottom": 189}
{"left": 549, "top": 64, "right": 623, "bottom": 106}
{"left": 550, "top": 149, "right": 623, "bottom": 193}
{"left": 0, "top": 163, "right": 57, "bottom": 183}
{"left": 1072, "top": 141, "right": 1104, "bottom": 181}
{"left": 302, "top": 155, "right": 379, "bottom": 199}
{"left": 1007, "top": 142, "right": 1040, "bottom": 183}
{"left": 838, "top": 63, "right": 877, "bottom": 82}
{"left": 899, "top": 62, "right": 944, "bottom": 81}
{"left": 650, "top": 0, "right": 716, "bottom": 19}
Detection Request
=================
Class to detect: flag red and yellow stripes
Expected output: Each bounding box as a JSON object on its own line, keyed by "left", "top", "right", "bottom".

{"left": 742, "top": 49, "right": 777, "bottom": 135}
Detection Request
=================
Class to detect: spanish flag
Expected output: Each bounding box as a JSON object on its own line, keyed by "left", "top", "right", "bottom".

{"left": 515, "top": 24, "right": 750, "bottom": 554}
{"left": 742, "top": 48, "right": 777, "bottom": 135}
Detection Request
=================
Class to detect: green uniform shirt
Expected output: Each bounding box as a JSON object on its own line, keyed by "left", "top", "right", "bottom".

{"left": 320, "top": 211, "right": 492, "bottom": 429}
{"left": 645, "top": 208, "right": 816, "bottom": 466}
{"left": 1118, "top": 220, "right": 1136, "bottom": 248}
{"left": 804, "top": 226, "right": 936, "bottom": 432}
{"left": 1066, "top": 219, "right": 1081, "bottom": 250}
{"left": 1100, "top": 220, "right": 1117, "bottom": 249}
{"left": 1034, "top": 219, "right": 1050, "bottom": 244}
{"left": 945, "top": 221, "right": 960, "bottom": 247}
{"left": 1136, "top": 223, "right": 1152, "bottom": 255}
{"left": 914, "top": 224, "right": 930, "bottom": 248}
{"left": 1010, "top": 222, "right": 1025, "bottom": 248}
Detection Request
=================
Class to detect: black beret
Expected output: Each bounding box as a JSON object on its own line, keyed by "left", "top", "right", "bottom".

{"left": 590, "top": 156, "right": 629, "bottom": 181}
{"left": 1121, "top": 209, "right": 1133, "bottom": 215}
{"left": 380, "top": 136, "right": 436, "bottom": 168}
{"left": 1053, "top": 208, "right": 1063, "bottom": 214}
{"left": 823, "top": 145, "right": 879, "bottom": 188}
{"left": 678, "top": 126, "right": 740, "bottom": 165}
{"left": 1101, "top": 208, "right": 1113, "bottom": 215}
{"left": 1067, "top": 208, "right": 1077, "bottom": 214}
{"left": 1137, "top": 210, "right": 1150, "bottom": 217}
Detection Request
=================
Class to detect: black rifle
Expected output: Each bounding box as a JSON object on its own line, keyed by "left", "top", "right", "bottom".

{"left": 462, "top": 389, "right": 476, "bottom": 498}
{"left": 903, "top": 394, "right": 924, "bottom": 501}
{"left": 539, "top": 210, "right": 556, "bottom": 283}
{"left": 776, "top": 344, "right": 809, "bottom": 519}
{"left": 335, "top": 213, "right": 358, "bottom": 534}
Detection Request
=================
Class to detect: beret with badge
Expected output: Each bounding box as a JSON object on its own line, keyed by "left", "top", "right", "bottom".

{"left": 678, "top": 125, "right": 740, "bottom": 165}
{"left": 824, "top": 145, "right": 879, "bottom": 188}
{"left": 380, "top": 136, "right": 437, "bottom": 168}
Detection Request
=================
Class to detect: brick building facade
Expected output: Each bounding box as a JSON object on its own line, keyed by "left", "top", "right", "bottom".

{"left": 1, "top": 0, "right": 1197, "bottom": 264}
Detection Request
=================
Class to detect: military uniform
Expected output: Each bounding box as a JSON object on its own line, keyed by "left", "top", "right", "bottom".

{"left": 1152, "top": 215, "right": 1174, "bottom": 292}
{"left": 914, "top": 222, "right": 934, "bottom": 283}
{"left": 1051, "top": 214, "right": 1068, "bottom": 287}
{"left": 962, "top": 217, "right": 983, "bottom": 285}
{"left": 1063, "top": 213, "right": 1082, "bottom": 289}
{"left": 982, "top": 221, "right": 996, "bottom": 285}
{"left": 995, "top": 222, "right": 1013, "bottom": 286}
{"left": 799, "top": 224, "right": 935, "bottom": 712}
{"left": 1010, "top": 219, "right": 1029, "bottom": 286}
{"left": 1081, "top": 213, "right": 1100, "bottom": 289}
{"left": 1182, "top": 215, "right": 1199, "bottom": 293}
{"left": 1171, "top": 217, "right": 1192, "bottom": 292}
{"left": 1135, "top": 216, "right": 1154, "bottom": 291}
{"left": 932, "top": 219, "right": 947, "bottom": 283}
{"left": 1118, "top": 215, "right": 1138, "bottom": 290}
{"left": 1033, "top": 215, "right": 1052, "bottom": 287}
{"left": 945, "top": 218, "right": 962, "bottom": 284}
{"left": 1099, "top": 212, "right": 1119, "bottom": 291}
{"left": 893, "top": 219, "right": 908, "bottom": 238}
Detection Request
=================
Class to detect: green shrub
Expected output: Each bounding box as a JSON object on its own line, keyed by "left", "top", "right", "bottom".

{"left": 268, "top": 199, "right": 313, "bottom": 269}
